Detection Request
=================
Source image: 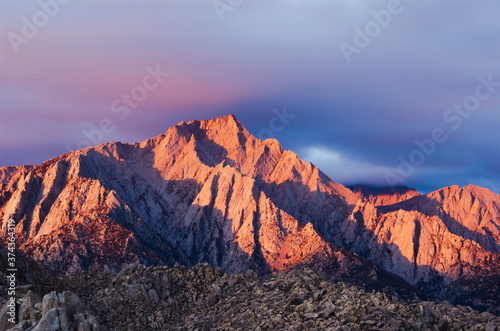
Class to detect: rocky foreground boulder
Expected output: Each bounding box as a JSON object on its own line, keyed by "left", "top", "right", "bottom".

{"left": 0, "top": 244, "right": 61, "bottom": 305}
{"left": 64, "top": 263, "right": 500, "bottom": 330}
{"left": 0, "top": 290, "right": 100, "bottom": 331}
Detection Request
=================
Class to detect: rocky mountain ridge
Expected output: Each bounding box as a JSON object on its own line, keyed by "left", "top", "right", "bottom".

{"left": 348, "top": 184, "right": 420, "bottom": 206}
{"left": 379, "top": 185, "right": 500, "bottom": 254}
{"left": 1, "top": 114, "right": 500, "bottom": 315}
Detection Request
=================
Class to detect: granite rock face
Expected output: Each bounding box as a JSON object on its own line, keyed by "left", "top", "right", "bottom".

{"left": 1, "top": 115, "right": 500, "bottom": 314}
{"left": 379, "top": 185, "right": 500, "bottom": 254}
{"left": 0, "top": 115, "right": 359, "bottom": 276}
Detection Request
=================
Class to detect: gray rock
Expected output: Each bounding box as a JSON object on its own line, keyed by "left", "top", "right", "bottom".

{"left": 74, "top": 313, "right": 91, "bottom": 331}
{"left": 147, "top": 289, "right": 159, "bottom": 306}
{"left": 63, "top": 291, "right": 85, "bottom": 316}
{"left": 304, "top": 313, "right": 319, "bottom": 320}
{"left": 16, "top": 285, "right": 33, "bottom": 297}
{"left": 42, "top": 292, "right": 65, "bottom": 316}
{"left": 27, "top": 291, "right": 41, "bottom": 310}
{"left": 32, "top": 308, "right": 60, "bottom": 331}
{"left": 320, "top": 305, "right": 335, "bottom": 318}
{"left": 0, "top": 300, "right": 17, "bottom": 330}
{"left": 17, "top": 302, "right": 29, "bottom": 322}
{"left": 29, "top": 307, "right": 41, "bottom": 324}
{"left": 58, "top": 308, "right": 71, "bottom": 331}
{"left": 228, "top": 274, "right": 239, "bottom": 287}
{"left": 7, "top": 319, "right": 31, "bottom": 331}
{"left": 486, "top": 323, "right": 499, "bottom": 331}
{"left": 86, "top": 314, "right": 100, "bottom": 331}
{"left": 207, "top": 294, "right": 219, "bottom": 307}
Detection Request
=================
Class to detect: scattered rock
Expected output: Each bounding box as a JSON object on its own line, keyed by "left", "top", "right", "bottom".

{"left": 0, "top": 291, "right": 100, "bottom": 331}
{"left": 62, "top": 264, "right": 500, "bottom": 330}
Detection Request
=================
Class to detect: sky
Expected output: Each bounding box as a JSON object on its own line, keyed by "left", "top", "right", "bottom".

{"left": 1, "top": 0, "right": 499, "bottom": 194}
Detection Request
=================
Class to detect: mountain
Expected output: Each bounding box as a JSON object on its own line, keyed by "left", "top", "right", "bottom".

{"left": 0, "top": 115, "right": 356, "bottom": 274}
{"left": 1, "top": 114, "right": 499, "bottom": 313}
{"left": 0, "top": 115, "right": 418, "bottom": 297}
{"left": 379, "top": 185, "right": 500, "bottom": 254}
{"left": 327, "top": 186, "right": 500, "bottom": 312}
{"left": 348, "top": 184, "right": 420, "bottom": 206}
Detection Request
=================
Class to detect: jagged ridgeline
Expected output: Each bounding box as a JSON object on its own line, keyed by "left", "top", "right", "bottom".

{"left": 1, "top": 115, "right": 500, "bottom": 320}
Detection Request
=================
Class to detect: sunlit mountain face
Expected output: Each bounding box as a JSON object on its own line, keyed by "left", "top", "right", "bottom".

{"left": 1, "top": 1, "right": 500, "bottom": 329}
{"left": 1, "top": 115, "right": 500, "bottom": 318}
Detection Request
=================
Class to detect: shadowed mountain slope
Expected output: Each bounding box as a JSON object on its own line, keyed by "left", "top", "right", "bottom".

{"left": 348, "top": 184, "right": 420, "bottom": 207}
{"left": 1, "top": 115, "right": 499, "bottom": 312}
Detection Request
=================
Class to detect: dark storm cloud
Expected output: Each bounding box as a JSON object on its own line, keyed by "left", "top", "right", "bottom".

{"left": 1, "top": 0, "right": 499, "bottom": 194}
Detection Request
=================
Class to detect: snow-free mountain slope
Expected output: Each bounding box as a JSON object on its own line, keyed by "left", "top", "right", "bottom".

{"left": 0, "top": 116, "right": 373, "bottom": 273}
{"left": 1, "top": 115, "right": 499, "bottom": 313}
{"left": 379, "top": 185, "right": 500, "bottom": 254}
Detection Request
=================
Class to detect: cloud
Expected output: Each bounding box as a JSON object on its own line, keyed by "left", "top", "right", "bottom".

{"left": 300, "top": 146, "right": 399, "bottom": 187}
{"left": 1, "top": 0, "right": 499, "bottom": 194}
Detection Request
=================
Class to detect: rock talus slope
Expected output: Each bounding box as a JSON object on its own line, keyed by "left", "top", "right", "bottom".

{"left": 65, "top": 263, "right": 500, "bottom": 331}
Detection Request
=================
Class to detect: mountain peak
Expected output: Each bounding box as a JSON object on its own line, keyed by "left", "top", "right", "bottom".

{"left": 3, "top": 115, "right": 500, "bottom": 315}
{"left": 170, "top": 114, "right": 248, "bottom": 144}
{"left": 208, "top": 113, "right": 240, "bottom": 124}
{"left": 199, "top": 114, "right": 245, "bottom": 134}
{"left": 432, "top": 184, "right": 499, "bottom": 202}
{"left": 176, "top": 114, "right": 243, "bottom": 132}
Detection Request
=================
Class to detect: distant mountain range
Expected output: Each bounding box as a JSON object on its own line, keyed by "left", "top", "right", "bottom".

{"left": 1, "top": 115, "right": 499, "bottom": 314}
{"left": 347, "top": 184, "right": 420, "bottom": 206}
